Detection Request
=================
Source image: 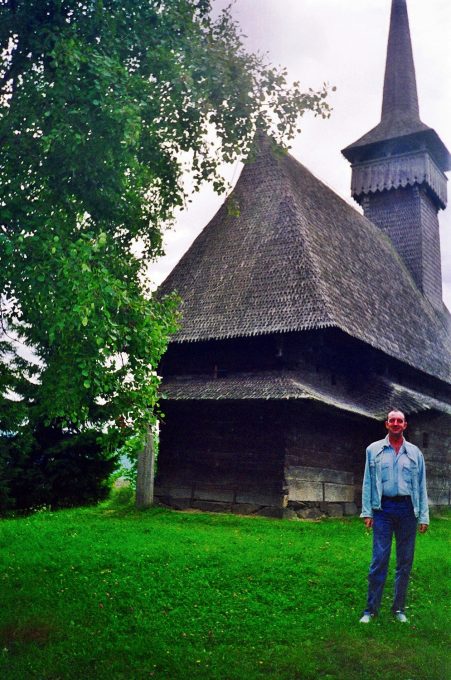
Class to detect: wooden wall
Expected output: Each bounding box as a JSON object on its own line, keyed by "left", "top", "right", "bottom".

{"left": 283, "top": 401, "right": 380, "bottom": 514}
{"left": 157, "top": 330, "right": 450, "bottom": 516}
{"left": 155, "top": 399, "right": 383, "bottom": 517}
{"left": 156, "top": 400, "right": 287, "bottom": 516}
{"left": 408, "top": 412, "right": 451, "bottom": 506}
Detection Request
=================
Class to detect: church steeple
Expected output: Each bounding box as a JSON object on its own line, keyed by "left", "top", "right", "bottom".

{"left": 342, "top": 0, "right": 450, "bottom": 313}
{"left": 381, "top": 0, "right": 419, "bottom": 123}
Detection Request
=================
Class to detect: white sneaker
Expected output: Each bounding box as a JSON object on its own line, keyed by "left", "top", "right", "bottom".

{"left": 359, "top": 613, "right": 374, "bottom": 623}
{"left": 394, "top": 610, "right": 408, "bottom": 623}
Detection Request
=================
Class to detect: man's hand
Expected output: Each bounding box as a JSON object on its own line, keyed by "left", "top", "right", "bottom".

{"left": 418, "top": 524, "right": 428, "bottom": 534}
{"left": 363, "top": 517, "right": 373, "bottom": 529}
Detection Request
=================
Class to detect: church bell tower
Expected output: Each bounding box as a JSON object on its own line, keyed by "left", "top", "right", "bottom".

{"left": 342, "top": 0, "right": 450, "bottom": 312}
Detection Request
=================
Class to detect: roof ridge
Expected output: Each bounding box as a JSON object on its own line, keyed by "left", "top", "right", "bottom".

{"left": 278, "top": 151, "right": 451, "bottom": 382}
{"left": 278, "top": 161, "right": 336, "bottom": 329}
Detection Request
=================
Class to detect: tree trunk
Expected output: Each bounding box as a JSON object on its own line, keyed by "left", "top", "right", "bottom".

{"left": 135, "top": 425, "right": 155, "bottom": 508}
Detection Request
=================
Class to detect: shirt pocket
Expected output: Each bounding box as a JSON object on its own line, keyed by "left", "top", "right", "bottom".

{"left": 403, "top": 461, "right": 417, "bottom": 483}
{"left": 402, "top": 464, "right": 412, "bottom": 483}
{"left": 381, "top": 464, "right": 390, "bottom": 483}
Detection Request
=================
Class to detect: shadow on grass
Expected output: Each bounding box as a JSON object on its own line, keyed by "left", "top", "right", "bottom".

{"left": 0, "top": 619, "right": 61, "bottom": 651}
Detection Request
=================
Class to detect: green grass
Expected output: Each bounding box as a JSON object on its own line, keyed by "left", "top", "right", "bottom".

{"left": 0, "top": 495, "right": 449, "bottom": 680}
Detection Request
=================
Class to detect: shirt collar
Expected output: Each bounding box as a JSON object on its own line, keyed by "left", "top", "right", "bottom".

{"left": 383, "top": 435, "right": 405, "bottom": 451}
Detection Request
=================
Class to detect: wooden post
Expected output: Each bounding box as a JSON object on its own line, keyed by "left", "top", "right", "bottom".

{"left": 136, "top": 425, "right": 154, "bottom": 509}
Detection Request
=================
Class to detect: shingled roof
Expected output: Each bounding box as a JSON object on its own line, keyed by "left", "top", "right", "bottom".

{"left": 159, "top": 139, "right": 451, "bottom": 384}
{"left": 342, "top": 0, "right": 450, "bottom": 170}
{"left": 162, "top": 371, "right": 451, "bottom": 422}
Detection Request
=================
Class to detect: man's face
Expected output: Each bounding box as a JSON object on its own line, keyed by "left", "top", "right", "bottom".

{"left": 385, "top": 411, "right": 407, "bottom": 437}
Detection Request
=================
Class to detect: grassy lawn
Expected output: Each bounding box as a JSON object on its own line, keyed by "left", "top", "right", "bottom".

{"left": 0, "top": 495, "right": 449, "bottom": 680}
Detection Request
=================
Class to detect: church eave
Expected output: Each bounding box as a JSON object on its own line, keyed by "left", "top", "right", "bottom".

{"left": 161, "top": 371, "right": 451, "bottom": 422}
{"left": 166, "top": 320, "right": 451, "bottom": 386}
{"left": 167, "top": 320, "right": 335, "bottom": 344}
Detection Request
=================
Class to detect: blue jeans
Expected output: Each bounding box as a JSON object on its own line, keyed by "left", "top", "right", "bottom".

{"left": 365, "top": 496, "right": 417, "bottom": 615}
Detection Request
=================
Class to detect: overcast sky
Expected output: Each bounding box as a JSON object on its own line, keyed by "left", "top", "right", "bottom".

{"left": 152, "top": 0, "right": 451, "bottom": 307}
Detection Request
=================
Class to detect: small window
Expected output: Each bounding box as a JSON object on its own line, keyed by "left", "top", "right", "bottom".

{"left": 422, "top": 432, "right": 429, "bottom": 449}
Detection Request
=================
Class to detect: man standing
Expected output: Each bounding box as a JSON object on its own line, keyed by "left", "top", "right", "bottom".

{"left": 359, "top": 410, "right": 429, "bottom": 623}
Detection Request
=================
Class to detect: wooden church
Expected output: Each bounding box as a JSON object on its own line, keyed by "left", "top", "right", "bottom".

{"left": 155, "top": 0, "right": 451, "bottom": 518}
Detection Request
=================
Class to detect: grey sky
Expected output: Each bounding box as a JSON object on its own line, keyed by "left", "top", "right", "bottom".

{"left": 152, "top": 0, "right": 451, "bottom": 307}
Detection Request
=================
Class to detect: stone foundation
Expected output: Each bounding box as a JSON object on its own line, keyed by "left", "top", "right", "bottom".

{"left": 155, "top": 492, "right": 360, "bottom": 519}
{"left": 285, "top": 500, "right": 358, "bottom": 519}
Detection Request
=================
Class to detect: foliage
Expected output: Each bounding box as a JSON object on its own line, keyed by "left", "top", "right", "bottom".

{"left": 0, "top": 507, "right": 449, "bottom": 679}
{"left": 0, "top": 443, "right": 13, "bottom": 510}
{"left": 113, "top": 433, "right": 142, "bottom": 489}
{"left": 0, "top": 1, "right": 331, "bottom": 458}
{"left": 107, "top": 482, "right": 134, "bottom": 507}
{"left": 114, "top": 427, "right": 160, "bottom": 489}
{"left": 0, "top": 424, "right": 118, "bottom": 512}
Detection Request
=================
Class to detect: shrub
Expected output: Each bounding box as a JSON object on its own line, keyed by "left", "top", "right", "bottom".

{"left": 0, "top": 425, "right": 118, "bottom": 512}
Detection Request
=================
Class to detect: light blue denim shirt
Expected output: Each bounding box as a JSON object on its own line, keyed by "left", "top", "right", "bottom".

{"left": 380, "top": 439, "right": 412, "bottom": 498}
{"left": 361, "top": 436, "right": 429, "bottom": 524}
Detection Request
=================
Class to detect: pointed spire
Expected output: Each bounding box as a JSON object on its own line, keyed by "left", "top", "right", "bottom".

{"left": 342, "top": 0, "right": 450, "bottom": 172}
{"left": 381, "top": 0, "right": 420, "bottom": 122}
